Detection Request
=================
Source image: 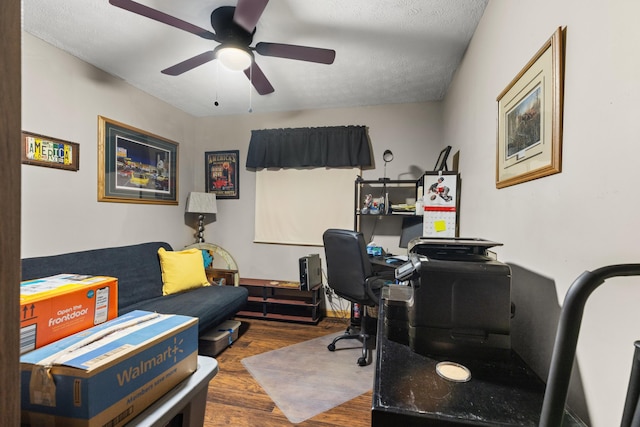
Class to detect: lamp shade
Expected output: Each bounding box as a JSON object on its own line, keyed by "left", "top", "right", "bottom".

{"left": 185, "top": 192, "right": 217, "bottom": 214}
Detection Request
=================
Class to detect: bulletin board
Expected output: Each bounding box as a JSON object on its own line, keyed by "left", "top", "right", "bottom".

{"left": 422, "top": 171, "right": 459, "bottom": 238}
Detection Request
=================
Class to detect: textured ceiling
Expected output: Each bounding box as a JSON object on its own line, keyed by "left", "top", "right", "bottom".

{"left": 23, "top": 0, "right": 488, "bottom": 118}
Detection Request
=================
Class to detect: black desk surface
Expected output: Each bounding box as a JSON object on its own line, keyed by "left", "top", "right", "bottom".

{"left": 369, "top": 256, "right": 405, "bottom": 272}
{"left": 372, "top": 302, "right": 586, "bottom": 426}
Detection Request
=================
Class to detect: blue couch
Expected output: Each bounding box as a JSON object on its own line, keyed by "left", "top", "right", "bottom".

{"left": 21, "top": 241, "right": 248, "bottom": 334}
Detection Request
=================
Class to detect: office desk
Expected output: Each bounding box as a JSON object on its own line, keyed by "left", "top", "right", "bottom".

{"left": 372, "top": 302, "right": 586, "bottom": 426}
{"left": 369, "top": 256, "right": 404, "bottom": 273}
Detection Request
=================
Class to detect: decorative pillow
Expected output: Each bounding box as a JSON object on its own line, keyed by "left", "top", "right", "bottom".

{"left": 158, "top": 247, "right": 210, "bottom": 295}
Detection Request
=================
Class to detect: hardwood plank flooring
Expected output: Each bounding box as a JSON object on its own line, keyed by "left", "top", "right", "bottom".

{"left": 204, "top": 317, "right": 372, "bottom": 427}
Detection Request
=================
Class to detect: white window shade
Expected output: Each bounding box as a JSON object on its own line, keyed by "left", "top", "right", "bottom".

{"left": 254, "top": 167, "right": 358, "bottom": 246}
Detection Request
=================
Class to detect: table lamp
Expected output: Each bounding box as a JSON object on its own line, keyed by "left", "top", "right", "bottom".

{"left": 185, "top": 192, "right": 217, "bottom": 243}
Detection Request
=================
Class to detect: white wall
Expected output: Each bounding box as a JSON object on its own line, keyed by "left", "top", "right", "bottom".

{"left": 444, "top": 1, "right": 640, "bottom": 425}
{"left": 194, "top": 103, "right": 443, "bottom": 282}
{"left": 21, "top": 33, "right": 199, "bottom": 257}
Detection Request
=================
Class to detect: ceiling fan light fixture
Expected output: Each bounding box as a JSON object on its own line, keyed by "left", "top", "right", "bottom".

{"left": 215, "top": 45, "right": 252, "bottom": 71}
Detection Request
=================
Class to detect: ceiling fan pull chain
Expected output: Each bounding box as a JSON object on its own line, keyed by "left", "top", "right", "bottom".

{"left": 214, "top": 61, "right": 220, "bottom": 107}
{"left": 248, "top": 65, "right": 253, "bottom": 113}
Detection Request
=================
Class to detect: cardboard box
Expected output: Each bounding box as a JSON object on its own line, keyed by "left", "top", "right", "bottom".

{"left": 198, "top": 320, "right": 241, "bottom": 356}
{"left": 20, "top": 274, "right": 119, "bottom": 354}
{"left": 20, "top": 310, "right": 199, "bottom": 427}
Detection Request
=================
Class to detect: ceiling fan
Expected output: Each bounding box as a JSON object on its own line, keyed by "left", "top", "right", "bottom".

{"left": 109, "top": 0, "right": 336, "bottom": 95}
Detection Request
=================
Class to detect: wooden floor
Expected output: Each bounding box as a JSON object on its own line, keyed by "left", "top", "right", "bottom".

{"left": 203, "top": 316, "right": 372, "bottom": 427}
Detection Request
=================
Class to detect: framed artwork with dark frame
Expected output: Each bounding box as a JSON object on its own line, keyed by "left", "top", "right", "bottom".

{"left": 98, "top": 116, "right": 178, "bottom": 205}
{"left": 21, "top": 131, "right": 79, "bottom": 171}
{"left": 433, "top": 145, "right": 452, "bottom": 172}
{"left": 496, "top": 26, "right": 565, "bottom": 189}
{"left": 205, "top": 150, "right": 239, "bottom": 199}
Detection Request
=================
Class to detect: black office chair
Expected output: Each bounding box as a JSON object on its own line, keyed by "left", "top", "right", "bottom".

{"left": 322, "top": 228, "right": 395, "bottom": 366}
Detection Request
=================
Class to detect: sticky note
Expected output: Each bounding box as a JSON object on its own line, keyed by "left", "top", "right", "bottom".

{"left": 434, "top": 220, "right": 447, "bottom": 232}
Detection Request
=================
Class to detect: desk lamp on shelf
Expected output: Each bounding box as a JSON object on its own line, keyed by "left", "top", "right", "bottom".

{"left": 185, "top": 192, "right": 217, "bottom": 243}
{"left": 378, "top": 149, "right": 393, "bottom": 213}
{"left": 379, "top": 149, "right": 393, "bottom": 183}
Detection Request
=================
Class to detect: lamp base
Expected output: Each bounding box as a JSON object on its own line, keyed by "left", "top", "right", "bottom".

{"left": 195, "top": 214, "right": 206, "bottom": 243}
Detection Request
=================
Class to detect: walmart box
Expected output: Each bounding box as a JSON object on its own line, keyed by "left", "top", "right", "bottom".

{"left": 20, "top": 274, "right": 119, "bottom": 354}
{"left": 21, "top": 310, "right": 198, "bottom": 427}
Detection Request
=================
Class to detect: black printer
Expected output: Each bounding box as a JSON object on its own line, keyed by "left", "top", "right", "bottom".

{"left": 385, "top": 237, "right": 513, "bottom": 360}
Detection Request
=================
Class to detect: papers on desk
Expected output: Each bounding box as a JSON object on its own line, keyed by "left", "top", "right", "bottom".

{"left": 390, "top": 204, "right": 415, "bottom": 214}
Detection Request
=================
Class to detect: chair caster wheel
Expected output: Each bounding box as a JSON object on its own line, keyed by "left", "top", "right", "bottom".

{"left": 357, "top": 357, "right": 367, "bottom": 366}
{"left": 328, "top": 343, "right": 336, "bottom": 351}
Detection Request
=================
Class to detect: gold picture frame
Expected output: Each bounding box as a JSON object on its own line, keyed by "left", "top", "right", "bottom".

{"left": 21, "top": 131, "right": 79, "bottom": 171}
{"left": 98, "top": 116, "right": 179, "bottom": 204}
{"left": 496, "top": 27, "right": 565, "bottom": 189}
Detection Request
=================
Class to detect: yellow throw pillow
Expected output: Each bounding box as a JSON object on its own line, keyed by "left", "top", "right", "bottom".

{"left": 158, "top": 247, "right": 210, "bottom": 295}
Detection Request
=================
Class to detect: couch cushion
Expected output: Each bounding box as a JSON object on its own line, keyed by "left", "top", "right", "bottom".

{"left": 21, "top": 242, "right": 172, "bottom": 312}
{"left": 157, "top": 247, "right": 210, "bottom": 295}
{"left": 119, "top": 285, "right": 248, "bottom": 333}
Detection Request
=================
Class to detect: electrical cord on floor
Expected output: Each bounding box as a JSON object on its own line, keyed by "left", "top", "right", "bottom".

{"left": 322, "top": 268, "right": 350, "bottom": 326}
{"left": 326, "top": 293, "right": 349, "bottom": 324}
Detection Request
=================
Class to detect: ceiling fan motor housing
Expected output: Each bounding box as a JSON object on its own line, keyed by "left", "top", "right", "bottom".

{"left": 211, "top": 6, "right": 255, "bottom": 46}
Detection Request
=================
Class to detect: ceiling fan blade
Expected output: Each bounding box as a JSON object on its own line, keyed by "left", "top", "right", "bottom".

{"left": 243, "top": 62, "right": 274, "bottom": 95}
{"left": 109, "top": 0, "right": 218, "bottom": 41}
{"left": 255, "top": 42, "right": 335, "bottom": 64}
{"left": 161, "top": 51, "right": 216, "bottom": 76}
{"left": 233, "top": 0, "right": 269, "bottom": 33}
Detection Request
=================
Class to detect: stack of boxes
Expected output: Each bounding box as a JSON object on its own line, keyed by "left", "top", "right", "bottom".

{"left": 19, "top": 274, "right": 199, "bottom": 427}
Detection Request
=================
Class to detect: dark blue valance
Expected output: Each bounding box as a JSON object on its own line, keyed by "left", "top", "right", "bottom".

{"left": 246, "top": 125, "right": 372, "bottom": 169}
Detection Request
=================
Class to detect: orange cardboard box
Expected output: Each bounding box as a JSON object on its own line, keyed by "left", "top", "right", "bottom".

{"left": 20, "top": 274, "right": 118, "bottom": 354}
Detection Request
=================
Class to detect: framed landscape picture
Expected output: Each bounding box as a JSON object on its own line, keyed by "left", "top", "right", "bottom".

{"left": 496, "top": 27, "right": 565, "bottom": 189}
{"left": 98, "top": 116, "right": 179, "bottom": 205}
{"left": 205, "top": 150, "right": 239, "bottom": 199}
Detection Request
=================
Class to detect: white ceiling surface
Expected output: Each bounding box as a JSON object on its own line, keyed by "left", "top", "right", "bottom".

{"left": 23, "top": 0, "right": 488, "bottom": 118}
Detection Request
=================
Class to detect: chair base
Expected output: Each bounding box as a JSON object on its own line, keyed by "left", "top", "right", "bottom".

{"left": 327, "top": 314, "right": 376, "bottom": 366}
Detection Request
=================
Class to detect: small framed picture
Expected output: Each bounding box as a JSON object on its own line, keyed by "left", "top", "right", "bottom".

{"left": 205, "top": 150, "right": 240, "bottom": 199}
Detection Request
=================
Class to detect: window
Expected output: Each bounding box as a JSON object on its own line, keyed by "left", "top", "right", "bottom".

{"left": 247, "top": 126, "right": 371, "bottom": 245}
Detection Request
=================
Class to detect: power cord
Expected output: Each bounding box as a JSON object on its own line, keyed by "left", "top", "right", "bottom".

{"left": 367, "top": 215, "right": 378, "bottom": 244}
{"left": 321, "top": 268, "right": 350, "bottom": 325}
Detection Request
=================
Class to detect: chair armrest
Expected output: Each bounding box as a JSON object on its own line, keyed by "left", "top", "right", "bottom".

{"left": 365, "top": 274, "right": 395, "bottom": 305}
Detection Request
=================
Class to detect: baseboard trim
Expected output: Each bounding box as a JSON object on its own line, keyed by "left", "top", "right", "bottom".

{"left": 325, "top": 309, "right": 350, "bottom": 319}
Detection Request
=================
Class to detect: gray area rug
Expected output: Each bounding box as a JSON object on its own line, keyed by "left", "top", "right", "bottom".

{"left": 241, "top": 331, "right": 375, "bottom": 424}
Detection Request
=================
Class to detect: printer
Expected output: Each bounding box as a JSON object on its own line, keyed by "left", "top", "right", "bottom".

{"left": 384, "top": 237, "right": 513, "bottom": 360}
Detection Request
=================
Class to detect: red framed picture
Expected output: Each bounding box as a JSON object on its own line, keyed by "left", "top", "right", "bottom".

{"left": 205, "top": 150, "right": 239, "bottom": 199}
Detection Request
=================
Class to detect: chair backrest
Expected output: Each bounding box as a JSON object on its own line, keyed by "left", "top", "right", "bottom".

{"left": 322, "top": 229, "right": 375, "bottom": 304}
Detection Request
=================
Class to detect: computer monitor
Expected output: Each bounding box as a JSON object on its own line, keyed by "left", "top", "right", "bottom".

{"left": 399, "top": 216, "right": 423, "bottom": 248}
